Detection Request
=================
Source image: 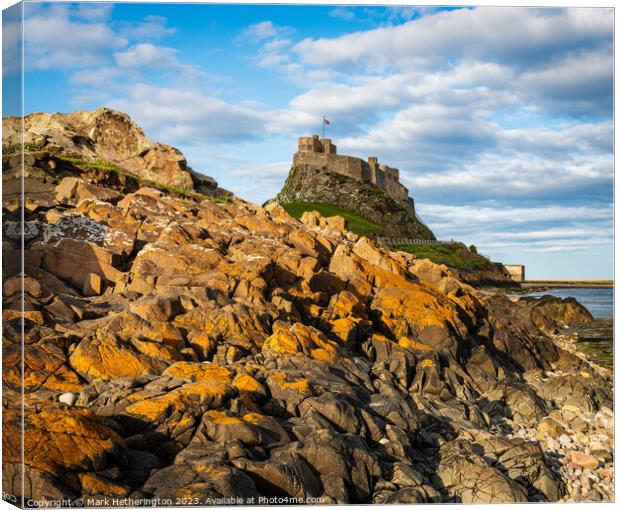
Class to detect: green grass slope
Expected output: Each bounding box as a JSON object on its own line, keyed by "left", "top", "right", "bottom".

{"left": 391, "top": 243, "right": 493, "bottom": 271}
{"left": 281, "top": 201, "right": 383, "bottom": 236}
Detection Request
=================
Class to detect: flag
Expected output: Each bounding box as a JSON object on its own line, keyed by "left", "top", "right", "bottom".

{"left": 323, "top": 117, "right": 331, "bottom": 125}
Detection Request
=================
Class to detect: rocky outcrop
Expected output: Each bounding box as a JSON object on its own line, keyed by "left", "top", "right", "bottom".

{"left": 2, "top": 108, "right": 225, "bottom": 195}
{"left": 277, "top": 164, "right": 435, "bottom": 239}
{"left": 449, "top": 264, "right": 516, "bottom": 288}
{"left": 2, "top": 117, "right": 613, "bottom": 506}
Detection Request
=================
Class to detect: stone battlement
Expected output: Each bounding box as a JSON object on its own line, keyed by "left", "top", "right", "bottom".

{"left": 295, "top": 135, "right": 414, "bottom": 213}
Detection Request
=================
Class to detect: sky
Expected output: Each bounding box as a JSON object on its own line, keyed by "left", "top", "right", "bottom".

{"left": 2, "top": 1, "right": 614, "bottom": 279}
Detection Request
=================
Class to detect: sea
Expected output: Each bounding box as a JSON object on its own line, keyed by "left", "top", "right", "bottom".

{"left": 517, "top": 287, "right": 613, "bottom": 319}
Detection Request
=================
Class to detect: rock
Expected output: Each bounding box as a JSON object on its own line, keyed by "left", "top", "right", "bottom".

{"left": 536, "top": 417, "right": 567, "bottom": 438}
{"left": 434, "top": 442, "right": 529, "bottom": 503}
{"left": 568, "top": 415, "right": 588, "bottom": 433}
{"left": 587, "top": 489, "right": 603, "bottom": 501}
{"left": 2, "top": 404, "right": 125, "bottom": 502}
{"left": 567, "top": 451, "right": 599, "bottom": 470}
{"left": 3, "top": 108, "right": 204, "bottom": 189}
{"left": 55, "top": 177, "right": 121, "bottom": 205}
{"left": 82, "top": 272, "right": 103, "bottom": 296}
{"left": 531, "top": 295, "right": 593, "bottom": 330}
{"left": 559, "top": 434, "right": 573, "bottom": 447}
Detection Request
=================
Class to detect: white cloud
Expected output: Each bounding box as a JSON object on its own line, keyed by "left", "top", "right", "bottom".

{"left": 517, "top": 48, "right": 612, "bottom": 115}
{"left": 329, "top": 8, "right": 356, "bottom": 21}
{"left": 108, "top": 84, "right": 267, "bottom": 143}
{"left": 240, "top": 21, "right": 292, "bottom": 42}
{"left": 293, "top": 7, "right": 612, "bottom": 73}
{"left": 116, "top": 15, "right": 177, "bottom": 40}
{"left": 2, "top": 11, "right": 21, "bottom": 75}
{"left": 11, "top": 5, "right": 178, "bottom": 74}
{"left": 416, "top": 202, "right": 613, "bottom": 256}
{"left": 22, "top": 5, "right": 127, "bottom": 70}
{"left": 114, "top": 43, "right": 180, "bottom": 69}
{"left": 73, "top": 3, "right": 114, "bottom": 22}
{"left": 70, "top": 67, "right": 122, "bottom": 86}
{"left": 417, "top": 203, "right": 612, "bottom": 227}
{"left": 499, "top": 122, "right": 613, "bottom": 156}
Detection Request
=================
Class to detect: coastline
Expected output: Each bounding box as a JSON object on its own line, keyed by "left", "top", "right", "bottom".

{"left": 521, "top": 280, "right": 613, "bottom": 290}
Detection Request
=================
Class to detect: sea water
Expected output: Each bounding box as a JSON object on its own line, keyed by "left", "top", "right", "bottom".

{"left": 519, "top": 287, "right": 613, "bottom": 319}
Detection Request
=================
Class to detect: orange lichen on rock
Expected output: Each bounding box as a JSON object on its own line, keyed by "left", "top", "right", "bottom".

{"left": 69, "top": 335, "right": 165, "bottom": 381}
{"left": 163, "top": 361, "right": 232, "bottom": 383}
{"left": 268, "top": 371, "right": 314, "bottom": 398}
{"left": 398, "top": 336, "right": 433, "bottom": 352}
{"left": 262, "top": 322, "right": 338, "bottom": 361}
{"left": 124, "top": 380, "right": 232, "bottom": 422}
{"left": 79, "top": 473, "right": 130, "bottom": 497}
{"left": 3, "top": 309, "right": 45, "bottom": 324}
{"left": 232, "top": 372, "right": 267, "bottom": 399}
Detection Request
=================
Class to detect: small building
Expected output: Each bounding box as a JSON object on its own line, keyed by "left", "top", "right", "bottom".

{"left": 504, "top": 264, "right": 525, "bottom": 282}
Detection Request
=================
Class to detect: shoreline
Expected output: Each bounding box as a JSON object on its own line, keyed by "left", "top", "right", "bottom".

{"left": 480, "top": 283, "right": 613, "bottom": 296}
{"left": 521, "top": 281, "right": 613, "bottom": 289}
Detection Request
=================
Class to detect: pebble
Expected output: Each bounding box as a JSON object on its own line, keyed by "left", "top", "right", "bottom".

{"left": 505, "top": 403, "right": 614, "bottom": 503}
{"left": 568, "top": 451, "right": 599, "bottom": 470}
{"left": 558, "top": 434, "right": 572, "bottom": 447}
{"left": 58, "top": 392, "right": 77, "bottom": 406}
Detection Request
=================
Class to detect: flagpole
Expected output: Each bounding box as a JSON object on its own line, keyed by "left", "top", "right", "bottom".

{"left": 322, "top": 116, "right": 325, "bottom": 140}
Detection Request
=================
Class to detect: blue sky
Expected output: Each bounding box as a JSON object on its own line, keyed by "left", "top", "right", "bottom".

{"left": 3, "top": 2, "right": 614, "bottom": 279}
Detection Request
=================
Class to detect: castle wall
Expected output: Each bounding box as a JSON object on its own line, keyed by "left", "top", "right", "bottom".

{"left": 294, "top": 152, "right": 370, "bottom": 182}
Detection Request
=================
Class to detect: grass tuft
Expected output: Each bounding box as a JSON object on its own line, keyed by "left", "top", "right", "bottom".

{"left": 57, "top": 155, "right": 230, "bottom": 203}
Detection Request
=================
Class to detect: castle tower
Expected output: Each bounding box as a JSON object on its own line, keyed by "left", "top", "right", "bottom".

{"left": 297, "top": 135, "right": 322, "bottom": 153}
{"left": 297, "top": 135, "right": 337, "bottom": 154}
{"left": 320, "top": 138, "right": 337, "bottom": 154}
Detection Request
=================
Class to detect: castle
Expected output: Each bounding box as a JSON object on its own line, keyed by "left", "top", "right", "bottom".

{"left": 294, "top": 135, "right": 415, "bottom": 214}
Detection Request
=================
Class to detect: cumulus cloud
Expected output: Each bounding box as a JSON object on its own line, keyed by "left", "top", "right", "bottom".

{"left": 112, "top": 43, "right": 206, "bottom": 80}
{"left": 417, "top": 202, "right": 613, "bottom": 255}
{"left": 293, "top": 7, "right": 612, "bottom": 73}
{"left": 20, "top": 3, "right": 127, "bottom": 70}
{"left": 114, "top": 43, "right": 180, "bottom": 69}
{"left": 517, "top": 48, "right": 613, "bottom": 116}
{"left": 10, "top": 5, "right": 178, "bottom": 73}
{"left": 108, "top": 84, "right": 267, "bottom": 143}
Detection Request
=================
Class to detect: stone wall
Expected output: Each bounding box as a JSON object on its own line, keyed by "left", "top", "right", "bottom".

{"left": 505, "top": 264, "right": 526, "bottom": 282}
{"left": 293, "top": 152, "right": 371, "bottom": 182}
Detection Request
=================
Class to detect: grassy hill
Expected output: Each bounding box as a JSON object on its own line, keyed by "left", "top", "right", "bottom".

{"left": 390, "top": 242, "right": 493, "bottom": 271}
{"left": 277, "top": 164, "right": 435, "bottom": 239}
{"left": 281, "top": 201, "right": 383, "bottom": 237}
